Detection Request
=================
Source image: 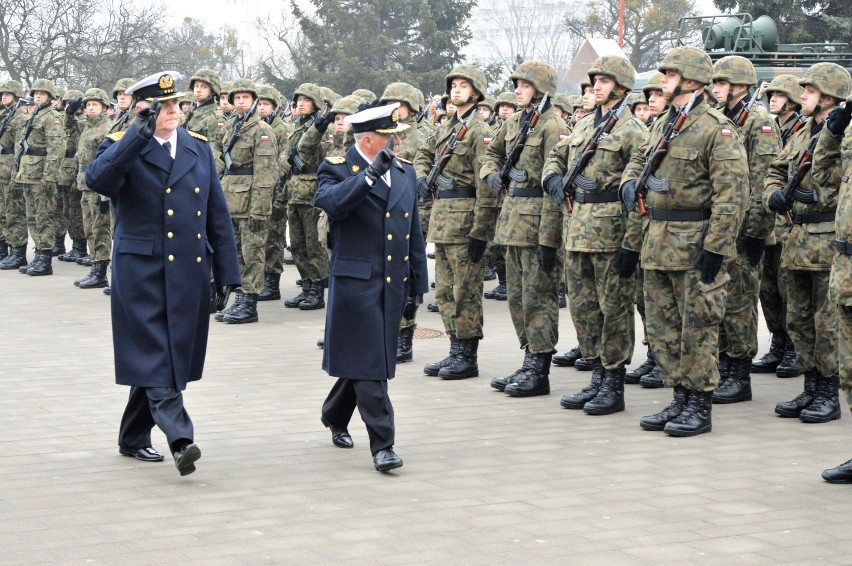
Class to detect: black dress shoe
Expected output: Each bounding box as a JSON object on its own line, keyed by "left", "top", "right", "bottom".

{"left": 173, "top": 443, "right": 201, "bottom": 476}
{"left": 822, "top": 458, "right": 852, "bottom": 484}
{"left": 321, "top": 417, "right": 353, "bottom": 448}
{"left": 119, "top": 446, "right": 164, "bottom": 462}
{"left": 373, "top": 448, "right": 403, "bottom": 472}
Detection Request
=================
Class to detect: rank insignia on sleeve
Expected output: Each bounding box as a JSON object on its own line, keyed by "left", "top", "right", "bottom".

{"left": 352, "top": 165, "right": 360, "bottom": 173}
{"left": 325, "top": 156, "right": 346, "bottom": 164}
{"left": 721, "top": 128, "right": 732, "bottom": 137}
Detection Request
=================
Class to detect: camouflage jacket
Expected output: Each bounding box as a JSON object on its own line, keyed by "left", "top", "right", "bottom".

{"left": 480, "top": 105, "right": 567, "bottom": 249}
{"left": 823, "top": 120, "right": 852, "bottom": 304}
{"left": 413, "top": 110, "right": 498, "bottom": 244}
{"left": 621, "top": 97, "right": 749, "bottom": 270}
{"left": 397, "top": 116, "right": 428, "bottom": 162}
{"left": 767, "top": 113, "right": 803, "bottom": 246}
{"left": 109, "top": 108, "right": 136, "bottom": 135}
{"left": 184, "top": 100, "right": 226, "bottom": 173}
{"left": 281, "top": 114, "right": 322, "bottom": 205}
{"left": 0, "top": 103, "right": 26, "bottom": 183}
{"left": 15, "top": 103, "right": 66, "bottom": 185}
{"left": 75, "top": 113, "right": 112, "bottom": 191}
{"left": 322, "top": 131, "right": 348, "bottom": 160}
{"left": 764, "top": 118, "right": 835, "bottom": 271}
{"left": 217, "top": 113, "right": 278, "bottom": 220}
{"left": 58, "top": 113, "right": 84, "bottom": 187}
{"left": 542, "top": 106, "right": 647, "bottom": 253}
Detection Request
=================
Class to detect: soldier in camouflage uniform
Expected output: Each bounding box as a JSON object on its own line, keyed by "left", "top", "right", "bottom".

{"left": 412, "top": 65, "right": 497, "bottom": 379}
{"left": 13, "top": 79, "right": 67, "bottom": 276}
{"left": 53, "top": 89, "right": 84, "bottom": 259}
{"left": 478, "top": 95, "right": 496, "bottom": 125}
{"left": 543, "top": 55, "right": 648, "bottom": 415}
{"left": 753, "top": 74, "right": 805, "bottom": 376}
{"left": 183, "top": 69, "right": 226, "bottom": 174}
{"left": 213, "top": 78, "right": 278, "bottom": 323}
{"left": 481, "top": 60, "right": 568, "bottom": 397}
{"left": 0, "top": 80, "right": 28, "bottom": 269}
{"left": 73, "top": 88, "right": 114, "bottom": 289}
{"left": 620, "top": 47, "right": 749, "bottom": 436}
{"left": 552, "top": 93, "right": 573, "bottom": 122}
{"left": 110, "top": 78, "right": 137, "bottom": 135}
{"left": 628, "top": 92, "right": 651, "bottom": 125}
{"left": 764, "top": 63, "right": 852, "bottom": 425}
{"left": 218, "top": 81, "right": 235, "bottom": 120}
{"left": 709, "top": 56, "right": 782, "bottom": 404}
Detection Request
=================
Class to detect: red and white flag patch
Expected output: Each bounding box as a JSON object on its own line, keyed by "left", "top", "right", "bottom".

{"left": 761, "top": 125, "right": 773, "bottom": 134}
{"left": 53, "top": 120, "right": 61, "bottom": 126}
{"left": 217, "top": 122, "right": 225, "bottom": 129}
{"left": 260, "top": 135, "right": 269, "bottom": 141}
{"left": 721, "top": 128, "right": 732, "bottom": 137}
{"left": 559, "top": 134, "right": 568, "bottom": 141}
{"left": 483, "top": 137, "right": 492, "bottom": 145}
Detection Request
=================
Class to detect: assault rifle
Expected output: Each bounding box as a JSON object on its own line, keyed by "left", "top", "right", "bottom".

{"left": 180, "top": 101, "right": 198, "bottom": 129}
{"left": 635, "top": 90, "right": 701, "bottom": 216}
{"left": 779, "top": 134, "right": 819, "bottom": 227}
{"left": 16, "top": 102, "right": 48, "bottom": 172}
{"left": 423, "top": 112, "right": 474, "bottom": 199}
{"left": 416, "top": 93, "right": 433, "bottom": 124}
{"left": 560, "top": 96, "right": 629, "bottom": 213}
{"left": 782, "top": 113, "right": 807, "bottom": 146}
{"left": 222, "top": 99, "right": 257, "bottom": 171}
{"left": 0, "top": 99, "right": 25, "bottom": 143}
{"left": 731, "top": 82, "right": 764, "bottom": 128}
{"left": 499, "top": 92, "right": 549, "bottom": 193}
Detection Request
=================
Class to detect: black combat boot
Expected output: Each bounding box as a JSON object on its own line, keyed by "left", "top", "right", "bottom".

{"left": 427, "top": 301, "right": 439, "bottom": 312}
{"left": 822, "top": 458, "right": 852, "bottom": 484}
{"left": 284, "top": 284, "right": 309, "bottom": 308}
{"left": 74, "top": 264, "right": 96, "bottom": 286}
{"left": 775, "top": 369, "right": 819, "bottom": 417}
{"left": 664, "top": 389, "right": 713, "bottom": 437}
{"left": 752, "top": 332, "right": 785, "bottom": 373}
{"left": 299, "top": 280, "right": 325, "bottom": 310}
{"left": 712, "top": 357, "right": 752, "bottom": 404}
{"left": 553, "top": 345, "right": 582, "bottom": 367}
{"left": 397, "top": 327, "right": 414, "bottom": 363}
{"left": 557, "top": 282, "right": 567, "bottom": 308}
{"left": 490, "top": 349, "right": 533, "bottom": 391}
{"left": 257, "top": 272, "right": 281, "bottom": 301}
{"left": 439, "top": 338, "right": 479, "bottom": 380}
{"left": 483, "top": 257, "right": 496, "bottom": 281}
{"left": 583, "top": 367, "right": 626, "bottom": 415}
{"left": 79, "top": 261, "right": 109, "bottom": 289}
{"left": 215, "top": 291, "right": 244, "bottom": 322}
{"left": 424, "top": 335, "right": 460, "bottom": 376}
{"left": 52, "top": 235, "right": 66, "bottom": 257}
{"left": 640, "top": 366, "right": 665, "bottom": 388}
{"left": 76, "top": 255, "right": 93, "bottom": 266}
{"left": 484, "top": 266, "right": 507, "bottom": 300}
{"left": 776, "top": 338, "right": 801, "bottom": 378}
{"left": 799, "top": 374, "right": 841, "bottom": 423}
{"left": 716, "top": 352, "right": 732, "bottom": 389}
{"left": 26, "top": 251, "right": 53, "bottom": 276}
{"left": 560, "top": 358, "right": 604, "bottom": 409}
{"left": 626, "top": 347, "right": 655, "bottom": 384}
{"left": 504, "top": 352, "right": 552, "bottom": 397}
{"left": 573, "top": 356, "right": 594, "bottom": 371}
{"left": 60, "top": 238, "right": 87, "bottom": 262}
{"left": 224, "top": 293, "right": 259, "bottom": 324}
{"left": 0, "top": 240, "right": 7, "bottom": 261}
{"left": 640, "top": 385, "right": 690, "bottom": 431}
{"left": 0, "top": 245, "right": 27, "bottom": 270}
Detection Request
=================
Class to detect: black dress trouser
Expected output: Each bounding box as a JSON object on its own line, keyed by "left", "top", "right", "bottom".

{"left": 118, "top": 386, "right": 194, "bottom": 454}
{"left": 322, "top": 378, "right": 395, "bottom": 454}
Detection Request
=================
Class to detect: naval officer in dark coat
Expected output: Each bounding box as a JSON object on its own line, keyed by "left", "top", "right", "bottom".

{"left": 86, "top": 71, "right": 241, "bottom": 476}
{"left": 313, "top": 103, "right": 429, "bottom": 472}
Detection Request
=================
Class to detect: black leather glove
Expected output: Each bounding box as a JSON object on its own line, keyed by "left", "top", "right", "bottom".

{"left": 826, "top": 104, "right": 852, "bottom": 137}
{"left": 619, "top": 179, "right": 638, "bottom": 212}
{"left": 767, "top": 189, "right": 790, "bottom": 214}
{"left": 365, "top": 148, "right": 394, "bottom": 184}
{"left": 215, "top": 284, "right": 240, "bottom": 311}
{"left": 739, "top": 236, "right": 765, "bottom": 267}
{"left": 537, "top": 245, "right": 557, "bottom": 273}
{"left": 612, "top": 248, "right": 640, "bottom": 278}
{"left": 98, "top": 198, "right": 110, "bottom": 214}
{"left": 134, "top": 100, "right": 161, "bottom": 139}
{"left": 468, "top": 237, "right": 487, "bottom": 263}
{"left": 543, "top": 174, "right": 564, "bottom": 204}
{"left": 402, "top": 294, "right": 422, "bottom": 320}
{"left": 485, "top": 172, "right": 503, "bottom": 193}
{"left": 314, "top": 112, "right": 333, "bottom": 134}
{"left": 65, "top": 97, "right": 83, "bottom": 116}
{"left": 416, "top": 177, "right": 430, "bottom": 200}
{"left": 693, "top": 250, "right": 724, "bottom": 284}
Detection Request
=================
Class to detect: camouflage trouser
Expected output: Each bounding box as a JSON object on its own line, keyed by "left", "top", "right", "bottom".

{"left": 58, "top": 183, "right": 85, "bottom": 241}
{"left": 786, "top": 270, "right": 837, "bottom": 376}
{"left": 836, "top": 305, "right": 852, "bottom": 410}
{"left": 233, "top": 216, "right": 268, "bottom": 295}
{"left": 3, "top": 182, "right": 28, "bottom": 246}
{"left": 636, "top": 269, "right": 648, "bottom": 346}
{"left": 644, "top": 268, "right": 728, "bottom": 392}
{"left": 719, "top": 250, "right": 760, "bottom": 359}
{"left": 435, "top": 242, "right": 485, "bottom": 339}
{"left": 506, "top": 245, "right": 560, "bottom": 354}
{"left": 263, "top": 200, "right": 287, "bottom": 275}
{"left": 80, "top": 190, "right": 112, "bottom": 262}
{"left": 485, "top": 241, "right": 505, "bottom": 272}
{"left": 288, "top": 203, "right": 328, "bottom": 284}
{"left": 418, "top": 200, "right": 431, "bottom": 240}
{"left": 759, "top": 243, "right": 787, "bottom": 335}
{"left": 565, "top": 250, "right": 635, "bottom": 370}
{"left": 22, "top": 181, "right": 57, "bottom": 251}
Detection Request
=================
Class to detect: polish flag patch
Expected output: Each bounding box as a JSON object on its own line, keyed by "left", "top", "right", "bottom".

{"left": 217, "top": 122, "right": 225, "bottom": 128}
{"left": 483, "top": 137, "right": 492, "bottom": 145}
{"left": 721, "top": 128, "right": 732, "bottom": 137}
{"left": 559, "top": 134, "right": 568, "bottom": 141}
{"left": 53, "top": 120, "right": 61, "bottom": 125}
{"left": 260, "top": 135, "right": 269, "bottom": 141}
{"left": 762, "top": 125, "right": 773, "bottom": 133}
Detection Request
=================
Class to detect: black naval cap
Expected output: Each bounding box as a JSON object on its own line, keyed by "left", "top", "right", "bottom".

{"left": 345, "top": 102, "right": 410, "bottom": 134}
{"left": 125, "top": 71, "right": 185, "bottom": 102}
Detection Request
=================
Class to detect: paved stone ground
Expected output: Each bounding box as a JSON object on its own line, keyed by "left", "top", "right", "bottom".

{"left": 2, "top": 247, "right": 851, "bottom": 565}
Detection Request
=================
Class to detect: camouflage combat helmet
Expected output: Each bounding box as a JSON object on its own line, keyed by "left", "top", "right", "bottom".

{"left": 494, "top": 91, "right": 518, "bottom": 110}
{"left": 588, "top": 55, "right": 636, "bottom": 91}
{"left": 379, "top": 82, "right": 423, "bottom": 113}
{"left": 481, "top": 95, "right": 497, "bottom": 111}
{"left": 54, "top": 86, "right": 66, "bottom": 100}
{"left": 189, "top": 69, "right": 222, "bottom": 97}
{"left": 711, "top": 55, "right": 757, "bottom": 87}
{"left": 799, "top": 62, "right": 852, "bottom": 101}
{"left": 579, "top": 79, "right": 592, "bottom": 94}
{"left": 352, "top": 88, "right": 376, "bottom": 104}
{"left": 552, "top": 93, "right": 573, "bottom": 113}
{"left": 220, "top": 80, "right": 234, "bottom": 97}
{"left": 83, "top": 87, "right": 111, "bottom": 109}
{"left": 227, "top": 78, "right": 257, "bottom": 104}
{"left": 0, "top": 79, "right": 25, "bottom": 99}
{"left": 330, "top": 94, "right": 363, "bottom": 116}
{"left": 642, "top": 72, "right": 666, "bottom": 97}
{"left": 511, "top": 60, "right": 557, "bottom": 97}
{"left": 30, "top": 79, "right": 59, "bottom": 99}
{"left": 567, "top": 94, "right": 582, "bottom": 108}
{"left": 628, "top": 92, "right": 647, "bottom": 109}
{"left": 765, "top": 74, "right": 804, "bottom": 102}
{"left": 658, "top": 47, "right": 713, "bottom": 85}
{"left": 112, "top": 78, "right": 136, "bottom": 99}
{"left": 256, "top": 85, "right": 281, "bottom": 106}
{"left": 62, "top": 88, "right": 84, "bottom": 103}
{"left": 446, "top": 64, "right": 488, "bottom": 99}
{"left": 292, "top": 82, "right": 323, "bottom": 108}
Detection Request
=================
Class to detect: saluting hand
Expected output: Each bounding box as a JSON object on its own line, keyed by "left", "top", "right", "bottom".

{"left": 366, "top": 148, "right": 394, "bottom": 184}
{"left": 134, "top": 100, "right": 161, "bottom": 139}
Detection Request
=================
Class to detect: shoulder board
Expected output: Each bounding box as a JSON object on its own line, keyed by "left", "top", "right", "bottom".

{"left": 106, "top": 131, "right": 125, "bottom": 142}
{"left": 187, "top": 130, "right": 208, "bottom": 142}
{"left": 326, "top": 156, "right": 346, "bottom": 165}
{"left": 396, "top": 157, "right": 412, "bottom": 165}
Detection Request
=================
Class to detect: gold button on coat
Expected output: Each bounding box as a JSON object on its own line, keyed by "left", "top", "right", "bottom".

{"left": 404, "top": 212, "right": 409, "bottom": 218}
{"left": 166, "top": 187, "right": 171, "bottom": 194}
{"left": 385, "top": 212, "right": 390, "bottom": 218}
{"left": 387, "top": 255, "right": 392, "bottom": 262}
{"left": 197, "top": 211, "right": 201, "bottom": 217}
{"left": 194, "top": 187, "right": 200, "bottom": 194}
{"left": 168, "top": 255, "right": 174, "bottom": 262}
{"left": 403, "top": 277, "right": 408, "bottom": 283}
{"left": 386, "top": 277, "right": 391, "bottom": 283}
{"left": 167, "top": 209, "right": 174, "bottom": 216}
{"left": 387, "top": 234, "right": 392, "bottom": 240}
{"left": 405, "top": 234, "right": 410, "bottom": 240}
{"left": 197, "top": 234, "right": 202, "bottom": 240}
{"left": 167, "top": 232, "right": 173, "bottom": 239}
{"left": 196, "top": 257, "right": 202, "bottom": 263}
{"left": 404, "top": 255, "right": 409, "bottom": 261}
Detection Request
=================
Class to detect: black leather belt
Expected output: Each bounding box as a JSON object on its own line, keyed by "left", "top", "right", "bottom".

{"left": 507, "top": 187, "right": 543, "bottom": 198}
{"left": 225, "top": 167, "right": 253, "bottom": 176}
{"left": 64, "top": 150, "right": 75, "bottom": 158}
{"left": 25, "top": 149, "right": 47, "bottom": 156}
{"left": 792, "top": 211, "right": 835, "bottom": 224}
{"left": 647, "top": 207, "right": 711, "bottom": 221}
{"left": 574, "top": 191, "right": 619, "bottom": 204}
{"left": 435, "top": 188, "right": 476, "bottom": 199}
{"left": 834, "top": 240, "right": 852, "bottom": 255}
{"left": 0, "top": 147, "right": 13, "bottom": 155}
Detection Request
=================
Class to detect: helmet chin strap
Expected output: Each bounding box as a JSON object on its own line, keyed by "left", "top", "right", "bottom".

{"left": 666, "top": 79, "right": 700, "bottom": 100}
